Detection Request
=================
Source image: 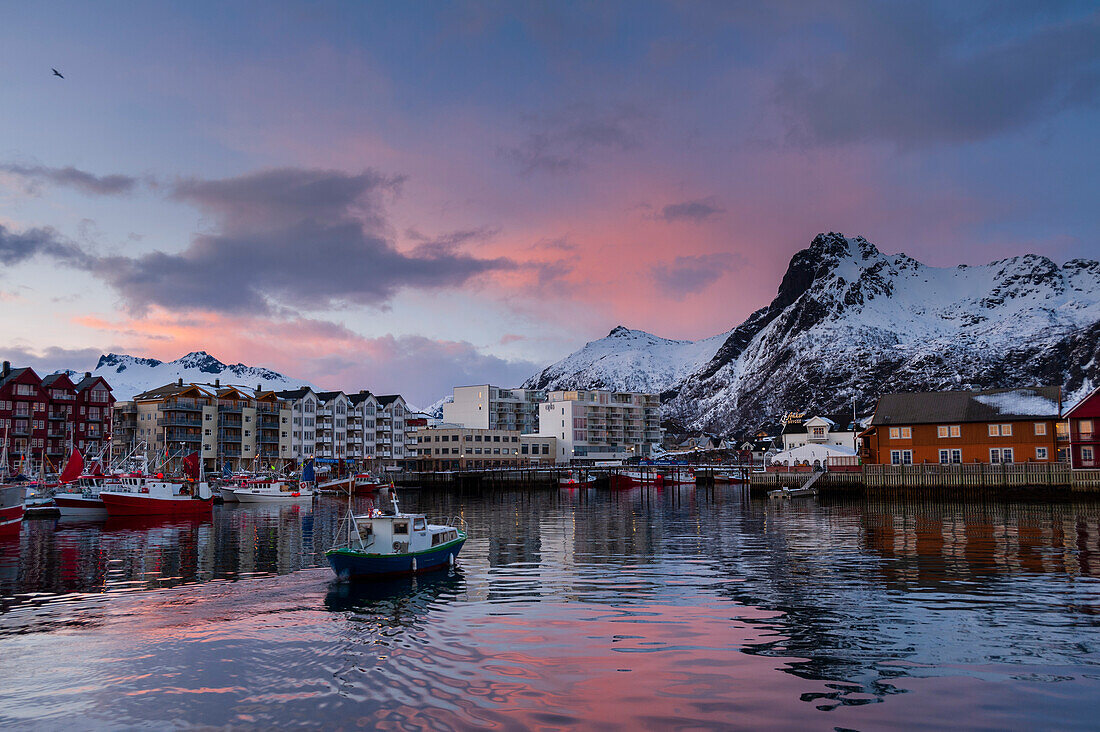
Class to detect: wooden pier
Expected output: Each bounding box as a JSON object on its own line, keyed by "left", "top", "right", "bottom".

{"left": 750, "top": 464, "right": 1100, "bottom": 495}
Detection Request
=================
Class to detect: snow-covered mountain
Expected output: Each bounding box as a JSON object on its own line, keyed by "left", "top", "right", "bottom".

{"left": 66, "top": 351, "right": 312, "bottom": 400}
{"left": 525, "top": 326, "right": 731, "bottom": 396}
{"left": 525, "top": 233, "right": 1100, "bottom": 434}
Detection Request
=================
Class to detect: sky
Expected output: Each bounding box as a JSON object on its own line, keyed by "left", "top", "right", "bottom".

{"left": 0, "top": 1, "right": 1097, "bottom": 405}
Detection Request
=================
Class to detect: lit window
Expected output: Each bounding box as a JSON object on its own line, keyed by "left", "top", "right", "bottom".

{"left": 1034, "top": 423, "right": 1047, "bottom": 436}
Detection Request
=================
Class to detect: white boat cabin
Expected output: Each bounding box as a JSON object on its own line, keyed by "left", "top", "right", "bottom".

{"left": 346, "top": 511, "right": 461, "bottom": 555}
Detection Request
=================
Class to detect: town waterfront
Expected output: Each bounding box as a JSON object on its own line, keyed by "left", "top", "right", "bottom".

{"left": 2, "top": 486, "right": 1100, "bottom": 729}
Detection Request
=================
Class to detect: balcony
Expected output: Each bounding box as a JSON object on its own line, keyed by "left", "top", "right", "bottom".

{"left": 47, "top": 411, "right": 67, "bottom": 421}
{"left": 160, "top": 400, "right": 204, "bottom": 413}
{"left": 159, "top": 416, "right": 202, "bottom": 428}
{"left": 217, "top": 404, "right": 243, "bottom": 414}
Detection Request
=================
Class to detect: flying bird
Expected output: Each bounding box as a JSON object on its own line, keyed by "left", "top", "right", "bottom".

{"left": 52, "top": 68, "right": 64, "bottom": 78}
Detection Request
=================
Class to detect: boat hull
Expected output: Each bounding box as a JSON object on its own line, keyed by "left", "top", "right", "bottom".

{"left": 219, "top": 487, "right": 239, "bottom": 502}
{"left": 100, "top": 492, "right": 214, "bottom": 517}
{"left": 327, "top": 537, "right": 466, "bottom": 579}
{"left": 234, "top": 491, "right": 313, "bottom": 503}
{"left": 0, "top": 503, "right": 23, "bottom": 534}
{"left": 54, "top": 494, "right": 107, "bottom": 517}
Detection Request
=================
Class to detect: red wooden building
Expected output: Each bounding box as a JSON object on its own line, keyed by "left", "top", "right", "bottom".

{"left": 1064, "top": 386, "right": 1100, "bottom": 469}
{"left": 0, "top": 361, "right": 114, "bottom": 474}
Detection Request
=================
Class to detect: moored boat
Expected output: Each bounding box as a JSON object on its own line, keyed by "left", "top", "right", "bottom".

{"left": 0, "top": 483, "right": 26, "bottom": 535}
{"left": 327, "top": 494, "right": 467, "bottom": 579}
{"left": 99, "top": 451, "right": 212, "bottom": 516}
{"left": 232, "top": 478, "right": 312, "bottom": 503}
{"left": 559, "top": 471, "right": 597, "bottom": 487}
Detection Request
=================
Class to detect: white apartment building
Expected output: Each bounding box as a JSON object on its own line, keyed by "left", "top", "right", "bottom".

{"left": 347, "top": 391, "right": 379, "bottom": 461}
{"left": 443, "top": 384, "right": 546, "bottom": 433}
{"left": 539, "top": 389, "right": 662, "bottom": 463}
{"left": 376, "top": 395, "right": 408, "bottom": 466}
{"left": 277, "top": 388, "right": 409, "bottom": 467}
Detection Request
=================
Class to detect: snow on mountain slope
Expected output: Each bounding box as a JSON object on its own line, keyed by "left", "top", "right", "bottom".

{"left": 524, "top": 326, "right": 731, "bottom": 395}
{"left": 69, "top": 351, "right": 312, "bottom": 400}
{"left": 527, "top": 233, "right": 1100, "bottom": 434}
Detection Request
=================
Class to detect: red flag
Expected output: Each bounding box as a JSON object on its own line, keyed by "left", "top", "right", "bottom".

{"left": 181, "top": 452, "right": 200, "bottom": 480}
{"left": 59, "top": 449, "right": 84, "bottom": 484}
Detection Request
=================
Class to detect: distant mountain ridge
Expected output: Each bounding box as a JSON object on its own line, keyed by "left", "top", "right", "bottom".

{"left": 62, "top": 351, "right": 312, "bottom": 400}
{"left": 524, "top": 233, "right": 1100, "bottom": 434}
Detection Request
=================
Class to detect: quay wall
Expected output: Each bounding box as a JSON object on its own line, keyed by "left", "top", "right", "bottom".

{"left": 751, "top": 464, "right": 1100, "bottom": 495}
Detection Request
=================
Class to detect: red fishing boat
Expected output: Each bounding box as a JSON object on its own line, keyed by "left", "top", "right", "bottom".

{"left": 99, "top": 452, "right": 213, "bottom": 517}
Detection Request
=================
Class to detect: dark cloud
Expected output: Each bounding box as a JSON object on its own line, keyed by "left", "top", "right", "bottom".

{"left": 0, "top": 224, "right": 91, "bottom": 267}
{"left": 405, "top": 226, "right": 499, "bottom": 257}
{"left": 657, "top": 198, "right": 724, "bottom": 223}
{"left": 1, "top": 346, "right": 109, "bottom": 375}
{"left": 98, "top": 168, "right": 511, "bottom": 314}
{"left": 775, "top": 6, "right": 1100, "bottom": 146}
{"left": 651, "top": 253, "right": 743, "bottom": 297}
{"left": 501, "top": 103, "right": 644, "bottom": 175}
{"left": 0, "top": 163, "right": 139, "bottom": 195}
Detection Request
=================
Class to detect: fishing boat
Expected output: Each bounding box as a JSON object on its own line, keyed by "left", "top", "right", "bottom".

{"left": 317, "top": 472, "right": 384, "bottom": 494}
{"left": 0, "top": 431, "right": 25, "bottom": 533}
{"left": 99, "top": 452, "right": 212, "bottom": 516}
{"left": 327, "top": 493, "right": 467, "bottom": 579}
{"left": 232, "top": 478, "right": 312, "bottom": 503}
{"left": 0, "top": 483, "right": 25, "bottom": 535}
{"left": 770, "top": 484, "right": 822, "bottom": 497}
{"left": 559, "top": 471, "right": 597, "bottom": 487}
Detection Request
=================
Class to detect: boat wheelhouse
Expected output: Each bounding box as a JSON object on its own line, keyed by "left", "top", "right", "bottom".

{"left": 327, "top": 495, "right": 466, "bottom": 579}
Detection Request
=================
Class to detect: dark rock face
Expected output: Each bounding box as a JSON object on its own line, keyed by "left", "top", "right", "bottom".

{"left": 527, "top": 233, "right": 1100, "bottom": 435}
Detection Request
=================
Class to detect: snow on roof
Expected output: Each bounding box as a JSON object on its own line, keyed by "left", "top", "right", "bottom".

{"left": 771, "top": 443, "right": 856, "bottom": 462}
{"left": 972, "top": 391, "right": 1060, "bottom": 417}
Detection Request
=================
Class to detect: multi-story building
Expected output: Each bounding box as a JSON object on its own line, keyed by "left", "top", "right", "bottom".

{"left": 123, "top": 379, "right": 292, "bottom": 471}
{"left": 520, "top": 434, "right": 557, "bottom": 466}
{"left": 860, "top": 387, "right": 1062, "bottom": 465}
{"left": 443, "top": 385, "right": 546, "bottom": 433}
{"left": 347, "top": 391, "right": 379, "bottom": 462}
{"left": 1064, "top": 386, "right": 1100, "bottom": 469}
{"left": 416, "top": 426, "right": 522, "bottom": 470}
{"left": 276, "top": 388, "right": 409, "bottom": 468}
{"left": 538, "top": 389, "right": 662, "bottom": 463}
{"left": 376, "top": 395, "right": 409, "bottom": 467}
{"left": 780, "top": 413, "right": 860, "bottom": 452}
{"left": 0, "top": 362, "right": 114, "bottom": 474}
{"left": 315, "top": 391, "right": 349, "bottom": 460}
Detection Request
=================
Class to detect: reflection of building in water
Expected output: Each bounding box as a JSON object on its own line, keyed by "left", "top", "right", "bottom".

{"left": 859, "top": 500, "right": 1100, "bottom": 583}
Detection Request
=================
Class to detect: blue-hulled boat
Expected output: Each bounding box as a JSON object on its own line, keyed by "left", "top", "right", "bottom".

{"left": 327, "top": 494, "right": 467, "bottom": 579}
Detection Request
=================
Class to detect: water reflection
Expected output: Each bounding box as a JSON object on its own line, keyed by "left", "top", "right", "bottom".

{"left": 0, "top": 487, "right": 1098, "bottom": 728}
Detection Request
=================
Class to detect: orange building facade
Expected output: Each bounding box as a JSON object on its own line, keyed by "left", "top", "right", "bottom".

{"left": 861, "top": 387, "right": 1062, "bottom": 465}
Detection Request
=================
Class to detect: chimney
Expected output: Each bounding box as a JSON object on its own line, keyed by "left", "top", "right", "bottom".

{"left": 257, "top": 384, "right": 262, "bottom": 393}
{"left": 177, "top": 378, "right": 183, "bottom": 387}
{"left": 215, "top": 378, "right": 220, "bottom": 388}
{"left": 2, "top": 361, "right": 9, "bottom": 377}
{"left": 84, "top": 371, "right": 91, "bottom": 379}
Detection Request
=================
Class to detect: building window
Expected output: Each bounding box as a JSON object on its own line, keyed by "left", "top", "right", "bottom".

{"left": 937, "top": 425, "right": 961, "bottom": 438}
{"left": 890, "top": 450, "right": 912, "bottom": 465}
{"left": 1036, "top": 447, "right": 1048, "bottom": 460}
{"left": 939, "top": 449, "right": 949, "bottom": 464}
{"left": 989, "top": 424, "right": 1013, "bottom": 437}
{"left": 888, "top": 427, "right": 912, "bottom": 440}
{"left": 990, "top": 448, "right": 1000, "bottom": 464}
{"left": 1080, "top": 420, "right": 1094, "bottom": 438}
{"left": 1034, "top": 423, "right": 1047, "bottom": 436}
{"left": 1083, "top": 446, "right": 1095, "bottom": 464}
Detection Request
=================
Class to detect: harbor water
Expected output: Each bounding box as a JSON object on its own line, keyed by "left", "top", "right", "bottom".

{"left": 1, "top": 486, "right": 1099, "bottom": 729}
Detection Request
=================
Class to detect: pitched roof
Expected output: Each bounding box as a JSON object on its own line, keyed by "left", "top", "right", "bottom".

{"left": 275, "top": 387, "right": 313, "bottom": 400}
{"left": 74, "top": 375, "right": 110, "bottom": 391}
{"left": 0, "top": 367, "right": 34, "bottom": 389}
{"left": 376, "top": 394, "right": 404, "bottom": 406}
{"left": 133, "top": 382, "right": 212, "bottom": 400}
{"left": 782, "top": 413, "right": 857, "bottom": 434}
{"left": 316, "top": 390, "right": 346, "bottom": 402}
{"left": 1064, "top": 384, "right": 1100, "bottom": 418}
{"left": 871, "top": 387, "right": 1061, "bottom": 426}
{"left": 41, "top": 373, "right": 74, "bottom": 388}
{"left": 348, "top": 390, "right": 375, "bottom": 405}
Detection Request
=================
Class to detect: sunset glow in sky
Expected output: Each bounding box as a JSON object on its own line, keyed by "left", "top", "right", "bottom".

{"left": 1, "top": 2, "right": 1098, "bottom": 404}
